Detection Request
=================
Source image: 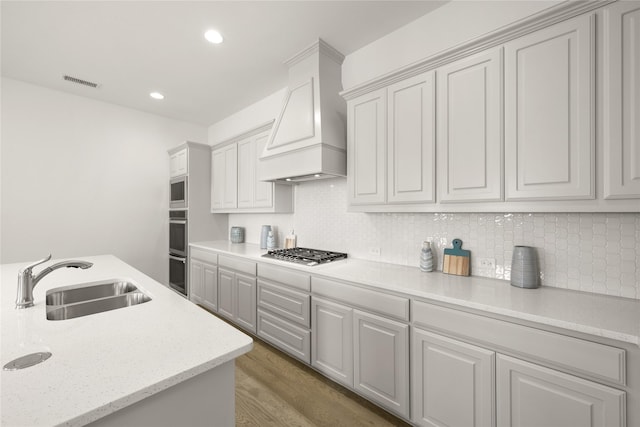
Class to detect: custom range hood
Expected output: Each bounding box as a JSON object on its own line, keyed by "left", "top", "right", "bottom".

{"left": 259, "top": 39, "right": 347, "bottom": 183}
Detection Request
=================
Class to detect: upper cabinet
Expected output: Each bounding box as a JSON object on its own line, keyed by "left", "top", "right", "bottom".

{"left": 347, "top": 71, "right": 435, "bottom": 211}
{"left": 437, "top": 48, "right": 504, "bottom": 203}
{"left": 505, "top": 14, "right": 595, "bottom": 201}
{"left": 603, "top": 1, "right": 640, "bottom": 199}
{"left": 211, "top": 124, "right": 293, "bottom": 213}
{"left": 341, "top": 2, "right": 638, "bottom": 212}
{"left": 169, "top": 148, "right": 188, "bottom": 178}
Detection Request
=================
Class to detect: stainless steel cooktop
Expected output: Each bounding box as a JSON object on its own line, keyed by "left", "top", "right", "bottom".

{"left": 262, "top": 247, "right": 347, "bottom": 266}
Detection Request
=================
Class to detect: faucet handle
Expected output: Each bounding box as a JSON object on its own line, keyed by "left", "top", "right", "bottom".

{"left": 20, "top": 254, "right": 52, "bottom": 274}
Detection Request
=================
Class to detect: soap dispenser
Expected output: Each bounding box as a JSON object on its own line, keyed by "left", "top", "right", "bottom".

{"left": 284, "top": 229, "right": 297, "bottom": 249}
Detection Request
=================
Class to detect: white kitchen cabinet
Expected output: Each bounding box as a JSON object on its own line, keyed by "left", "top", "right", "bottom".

{"left": 212, "top": 128, "right": 293, "bottom": 213}
{"left": 217, "top": 268, "right": 256, "bottom": 333}
{"left": 603, "top": 1, "right": 640, "bottom": 199}
{"left": 387, "top": 71, "right": 436, "bottom": 204}
{"left": 211, "top": 144, "right": 238, "bottom": 210}
{"left": 311, "top": 277, "right": 410, "bottom": 419}
{"left": 217, "top": 256, "right": 257, "bottom": 334}
{"left": 311, "top": 296, "right": 353, "bottom": 388}
{"left": 189, "top": 258, "right": 217, "bottom": 313}
{"left": 505, "top": 14, "right": 595, "bottom": 201}
{"left": 346, "top": 71, "right": 435, "bottom": 210}
{"left": 497, "top": 354, "right": 625, "bottom": 427}
{"left": 353, "top": 310, "right": 409, "bottom": 419}
{"left": 169, "top": 148, "right": 187, "bottom": 178}
{"left": 412, "top": 328, "right": 495, "bottom": 427}
{"left": 348, "top": 88, "right": 387, "bottom": 205}
{"left": 437, "top": 48, "right": 503, "bottom": 203}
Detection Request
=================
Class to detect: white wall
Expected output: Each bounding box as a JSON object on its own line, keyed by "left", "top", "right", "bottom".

{"left": 341, "top": 0, "right": 560, "bottom": 89}
{"left": 0, "top": 78, "right": 207, "bottom": 284}
{"left": 208, "top": 88, "right": 286, "bottom": 147}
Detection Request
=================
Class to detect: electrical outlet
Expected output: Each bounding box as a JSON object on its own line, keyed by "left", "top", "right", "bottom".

{"left": 478, "top": 258, "right": 496, "bottom": 270}
{"left": 369, "top": 247, "right": 381, "bottom": 256}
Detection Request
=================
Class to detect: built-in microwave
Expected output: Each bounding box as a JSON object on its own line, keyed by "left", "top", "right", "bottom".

{"left": 170, "top": 176, "right": 187, "bottom": 209}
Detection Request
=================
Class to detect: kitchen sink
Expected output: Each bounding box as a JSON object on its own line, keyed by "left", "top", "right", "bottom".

{"left": 45, "top": 279, "right": 151, "bottom": 321}
{"left": 46, "top": 280, "right": 138, "bottom": 305}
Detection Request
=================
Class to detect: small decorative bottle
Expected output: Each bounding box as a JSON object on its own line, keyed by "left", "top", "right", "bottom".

{"left": 420, "top": 241, "right": 433, "bottom": 272}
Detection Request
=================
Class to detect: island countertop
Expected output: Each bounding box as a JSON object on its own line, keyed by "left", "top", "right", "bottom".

{"left": 191, "top": 240, "right": 640, "bottom": 347}
{"left": 1, "top": 255, "right": 253, "bottom": 427}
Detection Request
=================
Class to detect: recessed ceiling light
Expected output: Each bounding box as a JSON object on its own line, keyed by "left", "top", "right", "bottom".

{"left": 204, "top": 29, "right": 223, "bottom": 44}
{"left": 150, "top": 92, "right": 164, "bottom": 100}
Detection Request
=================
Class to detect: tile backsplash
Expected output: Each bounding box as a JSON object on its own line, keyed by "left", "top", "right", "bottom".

{"left": 228, "top": 178, "right": 640, "bottom": 300}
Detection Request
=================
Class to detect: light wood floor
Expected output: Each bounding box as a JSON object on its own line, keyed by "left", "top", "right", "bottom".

{"left": 200, "top": 307, "right": 410, "bottom": 426}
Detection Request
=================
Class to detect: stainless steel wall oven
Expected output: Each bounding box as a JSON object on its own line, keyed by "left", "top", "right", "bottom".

{"left": 169, "top": 210, "right": 187, "bottom": 296}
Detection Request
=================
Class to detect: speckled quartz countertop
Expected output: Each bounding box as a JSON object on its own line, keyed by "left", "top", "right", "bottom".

{"left": 1, "top": 255, "right": 252, "bottom": 427}
{"left": 192, "top": 240, "right": 640, "bottom": 347}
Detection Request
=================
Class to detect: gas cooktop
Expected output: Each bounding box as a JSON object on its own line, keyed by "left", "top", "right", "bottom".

{"left": 262, "top": 247, "right": 348, "bottom": 266}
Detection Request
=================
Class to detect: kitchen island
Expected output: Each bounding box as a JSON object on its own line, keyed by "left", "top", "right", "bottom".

{"left": 1, "top": 255, "right": 253, "bottom": 427}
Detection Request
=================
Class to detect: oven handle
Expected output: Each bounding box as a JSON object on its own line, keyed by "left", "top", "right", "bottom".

{"left": 169, "top": 255, "right": 186, "bottom": 263}
{"left": 169, "top": 220, "right": 187, "bottom": 225}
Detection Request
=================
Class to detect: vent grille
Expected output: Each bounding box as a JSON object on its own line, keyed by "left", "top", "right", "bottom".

{"left": 62, "top": 75, "right": 100, "bottom": 88}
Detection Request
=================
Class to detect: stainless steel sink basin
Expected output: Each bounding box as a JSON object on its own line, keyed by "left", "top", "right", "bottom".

{"left": 47, "top": 292, "right": 151, "bottom": 321}
{"left": 46, "top": 280, "right": 138, "bottom": 305}
{"left": 45, "top": 279, "right": 151, "bottom": 321}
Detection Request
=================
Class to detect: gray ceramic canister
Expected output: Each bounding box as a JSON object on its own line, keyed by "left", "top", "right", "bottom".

{"left": 510, "top": 245, "right": 540, "bottom": 289}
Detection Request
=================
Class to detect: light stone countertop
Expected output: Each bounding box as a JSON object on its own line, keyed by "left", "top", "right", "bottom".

{"left": 191, "top": 240, "right": 640, "bottom": 346}
{"left": 1, "top": 255, "right": 253, "bottom": 427}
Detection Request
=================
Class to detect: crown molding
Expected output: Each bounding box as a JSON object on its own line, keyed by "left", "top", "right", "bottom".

{"left": 285, "top": 38, "right": 345, "bottom": 68}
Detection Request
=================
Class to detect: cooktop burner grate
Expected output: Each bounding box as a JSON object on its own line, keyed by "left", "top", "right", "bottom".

{"left": 262, "top": 247, "right": 347, "bottom": 266}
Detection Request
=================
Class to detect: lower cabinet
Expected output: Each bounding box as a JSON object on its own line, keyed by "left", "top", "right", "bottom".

{"left": 497, "top": 355, "right": 625, "bottom": 427}
{"left": 411, "top": 300, "right": 627, "bottom": 427}
{"left": 311, "top": 296, "right": 410, "bottom": 419}
{"left": 412, "top": 328, "right": 495, "bottom": 427}
{"left": 353, "top": 310, "right": 409, "bottom": 418}
{"left": 189, "top": 248, "right": 218, "bottom": 312}
{"left": 217, "top": 267, "right": 257, "bottom": 333}
{"left": 189, "top": 260, "right": 218, "bottom": 312}
{"left": 311, "top": 297, "right": 353, "bottom": 388}
{"left": 257, "top": 309, "right": 311, "bottom": 363}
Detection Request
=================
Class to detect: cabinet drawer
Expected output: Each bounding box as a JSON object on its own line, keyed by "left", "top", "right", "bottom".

{"left": 257, "top": 309, "right": 311, "bottom": 364}
{"left": 413, "top": 300, "right": 626, "bottom": 385}
{"left": 258, "top": 279, "right": 310, "bottom": 328}
{"left": 258, "top": 264, "right": 310, "bottom": 292}
{"left": 190, "top": 248, "right": 217, "bottom": 265}
{"left": 312, "top": 277, "right": 409, "bottom": 322}
{"left": 218, "top": 255, "right": 256, "bottom": 276}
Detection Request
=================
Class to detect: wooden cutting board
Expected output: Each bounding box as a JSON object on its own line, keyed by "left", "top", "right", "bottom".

{"left": 443, "top": 238, "right": 470, "bottom": 276}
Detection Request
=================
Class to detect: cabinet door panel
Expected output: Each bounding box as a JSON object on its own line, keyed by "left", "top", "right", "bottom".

{"left": 202, "top": 264, "right": 217, "bottom": 312}
{"left": 412, "top": 328, "right": 495, "bottom": 427}
{"left": 211, "top": 149, "right": 225, "bottom": 210}
{"left": 354, "top": 310, "right": 409, "bottom": 419}
{"left": 253, "top": 133, "right": 274, "bottom": 208}
{"left": 223, "top": 145, "right": 238, "bottom": 208}
{"left": 311, "top": 297, "right": 353, "bottom": 388}
{"left": 438, "top": 48, "right": 503, "bottom": 202}
{"left": 217, "top": 268, "right": 235, "bottom": 320}
{"left": 387, "top": 71, "right": 435, "bottom": 203}
{"left": 505, "top": 15, "right": 594, "bottom": 200}
{"left": 348, "top": 89, "right": 386, "bottom": 205}
{"left": 497, "top": 355, "right": 625, "bottom": 427}
{"left": 235, "top": 273, "right": 256, "bottom": 333}
{"left": 237, "top": 139, "right": 255, "bottom": 208}
{"left": 189, "top": 261, "right": 203, "bottom": 304}
{"left": 604, "top": 2, "right": 640, "bottom": 198}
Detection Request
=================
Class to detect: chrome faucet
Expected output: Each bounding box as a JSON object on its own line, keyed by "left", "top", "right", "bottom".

{"left": 16, "top": 254, "right": 93, "bottom": 309}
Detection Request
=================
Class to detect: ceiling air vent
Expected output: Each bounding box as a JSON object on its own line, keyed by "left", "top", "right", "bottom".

{"left": 62, "top": 75, "right": 100, "bottom": 88}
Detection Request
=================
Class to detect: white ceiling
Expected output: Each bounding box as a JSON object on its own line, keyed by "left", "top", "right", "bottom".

{"left": 1, "top": 1, "right": 446, "bottom": 126}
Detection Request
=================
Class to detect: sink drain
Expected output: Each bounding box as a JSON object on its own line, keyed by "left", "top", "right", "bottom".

{"left": 3, "top": 352, "right": 52, "bottom": 371}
